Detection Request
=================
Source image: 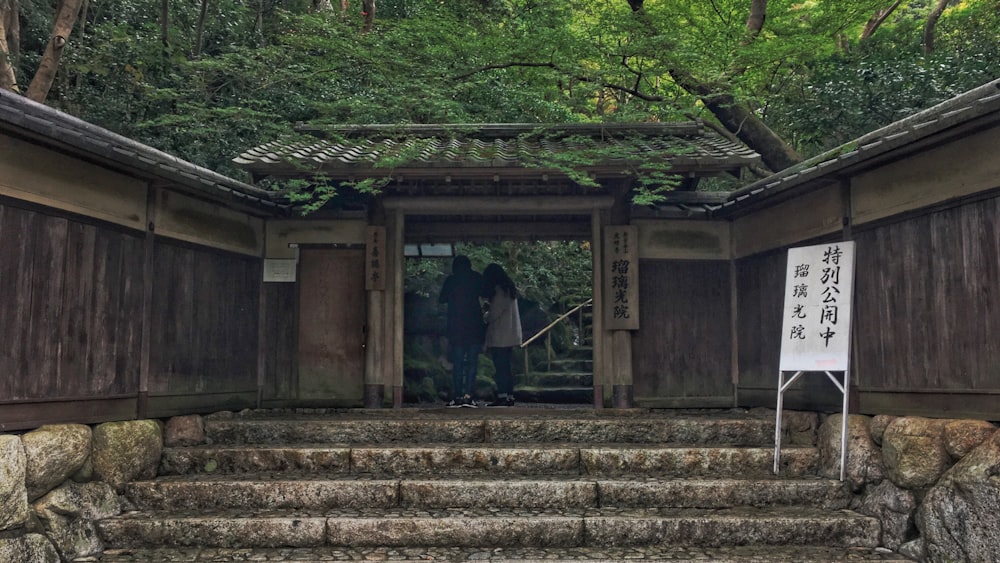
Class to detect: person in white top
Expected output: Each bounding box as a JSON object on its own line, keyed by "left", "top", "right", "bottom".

{"left": 482, "top": 263, "right": 522, "bottom": 406}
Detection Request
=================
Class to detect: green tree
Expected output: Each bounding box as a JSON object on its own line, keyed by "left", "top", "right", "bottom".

{"left": 5, "top": 0, "right": 999, "bottom": 180}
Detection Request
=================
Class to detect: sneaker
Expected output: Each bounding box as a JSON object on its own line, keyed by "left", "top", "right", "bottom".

{"left": 447, "top": 399, "right": 461, "bottom": 408}
{"left": 505, "top": 396, "right": 516, "bottom": 407}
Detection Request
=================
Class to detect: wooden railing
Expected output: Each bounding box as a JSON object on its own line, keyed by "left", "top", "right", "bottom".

{"left": 520, "top": 298, "right": 593, "bottom": 374}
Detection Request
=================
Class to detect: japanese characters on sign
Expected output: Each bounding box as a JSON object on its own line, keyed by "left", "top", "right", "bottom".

{"left": 366, "top": 226, "right": 386, "bottom": 291}
{"left": 779, "top": 241, "right": 855, "bottom": 371}
{"left": 603, "top": 226, "right": 639, "bottom": 330}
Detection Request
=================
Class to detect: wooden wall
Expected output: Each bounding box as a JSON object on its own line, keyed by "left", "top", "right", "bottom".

{"left": 146, "top": 240, "right": 262, "bottom": 417}
{"left": 0, "top": 198, "right": 266, "bottom": 429}
{"left": 730, "top": 123, "right": 1000, "bottom": 420}
{"left": 851, "top": 198, "right": 1000, "bottom": 419}
{"left": 0, "top": 201, "right": 145, "bottom": 429}
{"left": 260, "top": 283, "right": 298, "bottom": 405}
{"left": 734, "top": 197, "right": 1000, "bottom": 420}
{"left": 632, "top": 259, "right": 733, "bottom": 407}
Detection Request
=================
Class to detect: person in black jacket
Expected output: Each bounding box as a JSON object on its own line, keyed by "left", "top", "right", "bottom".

{"left": 438, "top": 255, "right": 485, "bottom": 407}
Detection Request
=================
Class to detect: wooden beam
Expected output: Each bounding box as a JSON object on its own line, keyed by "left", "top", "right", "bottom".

{"left": 405, "top": 221, "right": 590, "bottom": 241}
{"left": 382, "top": 196, "right": 614, "bottom": 215}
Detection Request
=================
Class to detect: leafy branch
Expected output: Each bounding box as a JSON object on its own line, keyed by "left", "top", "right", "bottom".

{"left": 453, "top": 61, "right": 667, "bottom": 102}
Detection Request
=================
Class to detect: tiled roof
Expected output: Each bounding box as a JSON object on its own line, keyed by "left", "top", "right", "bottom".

{"left": 234, "top": 122, "right": 761, "bottom": 179}
{"left": 0, "top": 90, "right": 282, "bottom": 213}
{"left": 720, "top": 78, "right": 1000, "bottom": 215}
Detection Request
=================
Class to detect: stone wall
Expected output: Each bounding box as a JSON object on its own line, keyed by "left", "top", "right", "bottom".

{"left": 0, "top": 421, "right": 162, "bottom": 562}
{"left": 817, "top": 413, "right": 999, "bottom": 562}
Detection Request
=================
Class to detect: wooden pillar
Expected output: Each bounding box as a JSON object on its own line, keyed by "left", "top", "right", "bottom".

{"left": 729, "top": 228, "right": 739, "bottom": 408}
{"left": 256, "top": 220, "right": 268, "bottom": 409}
{"left": 607, "top": 181, "right": 635, "bottom": 408}
{"left": 364, "top": 223, "right": 386, "bottom": 408}
{"left": 591, "top": 208, "right": 607, "bottom": 407}
{"left": 389, "top": 209, "right": 405, "bottom": 407}
{"left": 612, "top": 331, "right": 633, "bottom": 409}
{"left": 137, "top": 184, "right": 157, "bottom": 419}
{"left": 842, "top": 176, "right": 860, "bottom": 414}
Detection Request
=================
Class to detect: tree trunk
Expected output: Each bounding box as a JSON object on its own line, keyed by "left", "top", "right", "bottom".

{"left": 0, "top": 0, "right": 18, "bottom": 91}
{"left": 923, "top": 0, "right": 949, "bottom": 54}
{"left": 25, "top": 0, "right": 84, "bottom": 102}
{"left": 193, "top": 0, "right": 208, "bottom": 57}
{"left": 361, "top": 0, "right": 375, "bottom": 31}
{"left": 860, "top": 1, "right": 902, "bottom": 40}
{"left": 745, "top": 0, "right": 767, "bottom": 40}
{"left": 729, "top": 1, "right": 767, "bottom": 78}
{"left": 160, "top": 0, "right": 169, "bottom": 48}
{"left": 74, "top": 0, "right": 88, "bottom": 88}
{"left": 628, "top": 0, "right": 800, "bottom": 171}
{"left": 674, "top": 68, "right": 800, "bottom": 172}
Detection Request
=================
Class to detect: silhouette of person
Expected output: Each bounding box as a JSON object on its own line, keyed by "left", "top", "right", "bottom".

{"left": 438, "top": 255, "right": 485, "bottom": 407}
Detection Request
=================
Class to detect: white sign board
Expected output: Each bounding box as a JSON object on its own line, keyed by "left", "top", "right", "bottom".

{"left": 263, "top": 259, "right": 297, "bottom": 283}
{"left": 779, "top": 241, "right": 855, "bottom": 371}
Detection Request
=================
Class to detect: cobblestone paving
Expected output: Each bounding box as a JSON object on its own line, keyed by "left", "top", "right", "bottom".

{"left": 91, "top": 546, "right": 914, "bottom": 562}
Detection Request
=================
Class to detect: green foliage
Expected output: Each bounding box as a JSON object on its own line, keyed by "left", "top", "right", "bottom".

{"left": 763, "top": 0, "right": 1000, "bottom": 157}
{"left": 402, "top": 338, "right": 449, "bottom": 402}
{"left": 14, "top": 0, "right": 1000, "bottom": 180}
{"left": 404, "top": 240, "right": 592, "bottom": 323}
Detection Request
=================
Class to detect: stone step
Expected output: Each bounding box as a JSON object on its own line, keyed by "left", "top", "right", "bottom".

{"left": 202, "top": 412, "right": 784, "bottom": 446}
{"left": 97, "top": 506, "right": 881, "bottom": 550}
{"left": 125, "top": 475, "right": 849, "bottom": 511}
{"left": 159, "top": 444, "right": 818, "bottom": 478}
{"left": 96, "top": 545, "right": 914, "bottom": 562}
{"left": 523, "top": 370, "right": 593, "bottom": 387}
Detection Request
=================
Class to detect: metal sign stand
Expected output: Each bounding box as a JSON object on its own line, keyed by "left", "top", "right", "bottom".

{"left": 773, "top": 241, "right": 855, "bottom": 482}
{"left": 773, "top": 369, "right": 850, "bottom": 481}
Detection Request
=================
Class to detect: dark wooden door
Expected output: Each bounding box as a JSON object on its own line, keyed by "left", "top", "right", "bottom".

{"left": 297, "top": 247, "right": 366, "bottom": 404}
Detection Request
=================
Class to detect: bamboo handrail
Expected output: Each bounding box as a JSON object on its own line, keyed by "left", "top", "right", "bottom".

{"left": 520, "top": 298, "right": 593, "bottom": 348}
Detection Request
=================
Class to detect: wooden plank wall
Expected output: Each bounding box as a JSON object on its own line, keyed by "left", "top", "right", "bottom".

{"left": 260, "top": 283, "right": 298, "bottom": 405}
{"left": 632, "top": 259, "right": 733, "bottom": 407}
{"left": 734, "top": 195, "right": 1000, "bottom": 419}
{"left": 0, "top": 201, "right": 145, "bottom": 429}
{"left": 851, "top": 197, "right": 1000, "bottom": 418}
{"left": 0, "top": 199, "right": 265, "bottom": 428}
{"left": 146, "top": 240, "right": 261, "bottom": 417}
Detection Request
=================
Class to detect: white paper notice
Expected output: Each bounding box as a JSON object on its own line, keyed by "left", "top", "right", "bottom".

{"left": 779, "top": 241, "right": 855, "bottom": 371}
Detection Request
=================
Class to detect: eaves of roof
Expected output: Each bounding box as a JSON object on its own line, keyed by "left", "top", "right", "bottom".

{"left": 234, "top": 121, "right": 761, "bottom": 181}
{"left": 719, "top": 78, "right": 1000, "bottom": 217}
{"left": 0, "top": 90, "right": 284, "bottom": 216}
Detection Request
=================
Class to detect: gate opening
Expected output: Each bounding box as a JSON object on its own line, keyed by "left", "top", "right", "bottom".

{"left": 402, "top": 240, "right": 594, "bottom": 406}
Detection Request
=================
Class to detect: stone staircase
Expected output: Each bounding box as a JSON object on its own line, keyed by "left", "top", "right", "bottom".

{"left": 95, "top": 408, "right": 911, "bottom": 562}
{"left": 516, "top": 345, "right": 594, "bottom": 404}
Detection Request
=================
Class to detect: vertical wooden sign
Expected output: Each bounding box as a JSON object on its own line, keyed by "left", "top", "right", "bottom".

{"left": 779, "top": 241, "right": 855, "bottom": 371}
{"left": 366, "top": 226, "right": 386, "bottom": 291}
{"left": 603, "top": 225, "right": 639, "bottom": 330}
